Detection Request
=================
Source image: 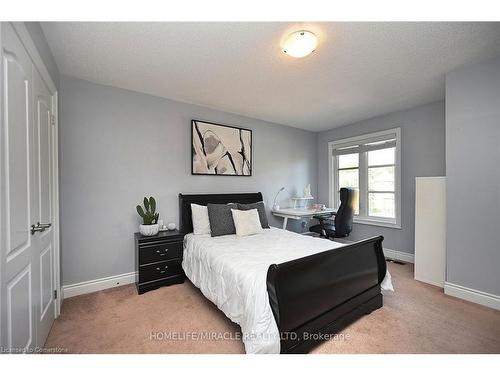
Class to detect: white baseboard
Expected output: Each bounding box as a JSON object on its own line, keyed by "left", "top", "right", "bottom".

{"left": 444, "top": 282, "right": 500, "bottom": 311}
{"left": 383, "top": 248, "right": 415, "bottom": 264}
{"left": 62, "top": 271, "right": 137, "bottom": 299}
{"left": 415, "top": 277, "right": 443, "bottom": 288}
{"left": 60, "top": 247, "right": 413, "bottom": 299}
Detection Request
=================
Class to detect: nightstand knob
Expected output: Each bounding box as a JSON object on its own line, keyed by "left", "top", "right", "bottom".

{"left": 156, "top": 265, "right": 169, "bottom": 273}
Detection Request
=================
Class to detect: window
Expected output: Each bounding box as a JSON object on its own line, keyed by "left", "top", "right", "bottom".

{"left": 328, "top": 128, "right": 401, "bottom": 228}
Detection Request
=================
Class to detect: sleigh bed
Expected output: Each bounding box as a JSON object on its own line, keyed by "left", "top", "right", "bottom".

{"left": 179, "top": 192, "right": 388, "bottom": 354}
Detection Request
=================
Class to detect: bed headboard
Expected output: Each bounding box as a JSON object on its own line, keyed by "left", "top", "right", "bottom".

{"left": 179, "top": 192, "right": 264, "bottom": 233}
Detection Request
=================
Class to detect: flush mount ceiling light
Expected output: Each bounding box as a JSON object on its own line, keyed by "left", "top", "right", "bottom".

{"left": 282, "top": 30, "right": 318, "bottom": 58}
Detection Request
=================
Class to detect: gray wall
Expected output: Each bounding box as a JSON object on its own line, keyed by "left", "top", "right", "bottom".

{"left": 445, "top": 57, "right": 500, "bottom": 295}
{"left": 24, "top": 22, "right": 59, "bottom": 88}
{"left": 317, "top": 101, "right": 446, "bottom": 254}
{"left": 59, "top": 76, "right": 317, "bottom": 285}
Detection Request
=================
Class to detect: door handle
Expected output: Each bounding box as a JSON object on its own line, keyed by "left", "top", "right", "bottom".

{"left": 37, "top": 222, "right": 52, "bottom": 229}
{"left": 30, "top": 222, "right": 52, "bottom": 235}
{"left": 31, "top": 224, "right": 45, "bottom": 235}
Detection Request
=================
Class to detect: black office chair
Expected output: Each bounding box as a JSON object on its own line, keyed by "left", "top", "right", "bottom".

{"left": 309, "top": 188, "right": 355, "bottom": 239}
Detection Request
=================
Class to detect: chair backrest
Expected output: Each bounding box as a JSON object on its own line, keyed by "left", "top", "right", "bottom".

{"left": 334, "top": 188, "right": 356, "bottom": 236}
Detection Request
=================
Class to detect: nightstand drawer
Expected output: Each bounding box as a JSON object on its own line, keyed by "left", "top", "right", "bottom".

{"left": 139, "top": 241, "right": 183, "bottom": 264}
{"left": 139, "top": 259, "right": 183, "bottom": 284}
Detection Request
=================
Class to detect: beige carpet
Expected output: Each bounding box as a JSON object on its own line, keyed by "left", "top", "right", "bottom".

{"left": 45, "top": 263, "right": 500, "bottom": 354}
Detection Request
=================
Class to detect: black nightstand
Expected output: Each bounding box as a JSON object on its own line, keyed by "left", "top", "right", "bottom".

{"left": 135, "top": 230, "right": 185, "bottom": 294}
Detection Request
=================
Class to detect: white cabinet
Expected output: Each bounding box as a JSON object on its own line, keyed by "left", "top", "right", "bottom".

{"left": 414, "top": 177, "right": 446, "bottom": 287}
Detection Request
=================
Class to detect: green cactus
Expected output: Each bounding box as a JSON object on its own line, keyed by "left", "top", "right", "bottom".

{"left": 136, "top": 196, "right": 159, "bottom": 225}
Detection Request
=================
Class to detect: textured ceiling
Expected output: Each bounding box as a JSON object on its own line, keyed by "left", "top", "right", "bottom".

{"left": 41, "top": 22, "right": 500, "bottom": 131}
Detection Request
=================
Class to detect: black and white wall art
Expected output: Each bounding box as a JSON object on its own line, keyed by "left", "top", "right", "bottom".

{"left": 192, "top": 120, "right": 252, "bottom": 176}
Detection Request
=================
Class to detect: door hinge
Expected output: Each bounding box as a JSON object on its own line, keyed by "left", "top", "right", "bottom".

{"left": 50, "top": 115, "right": 56, "bottom": 126}
{"left": 54, "top": 290, "right": 58, "bottom": 299}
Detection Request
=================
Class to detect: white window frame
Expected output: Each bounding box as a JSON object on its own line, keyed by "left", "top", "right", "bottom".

{"left": 328, "top": 128, "right": 401, "bottom": 229}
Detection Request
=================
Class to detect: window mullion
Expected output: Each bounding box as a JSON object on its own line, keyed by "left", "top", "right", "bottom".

{"left": 367, "top": 163, "right": 395, "bottom": 169}
{"left": 359, "top": 151, "right": 368, "bottom": 217}
{"left": 338, "top": 167, "right": 359, "bottom": 171}
{"left": 333, "top": 156, "right": 339, "bottom": 208}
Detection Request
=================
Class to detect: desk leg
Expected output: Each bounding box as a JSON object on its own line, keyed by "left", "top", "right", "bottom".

{"left": 282, "top": 217, "right": 288, "bottom": 230}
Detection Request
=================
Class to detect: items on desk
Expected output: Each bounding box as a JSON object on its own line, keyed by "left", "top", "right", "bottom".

{"left": 273, "top": 187, "right": 285, "bottom": 211}
{"left": 273, "top": 184, "right": 315, "bottom": 211}
{"left": 303, "top": 184, "right": 313, "bottom": 198}
{"left": 291, "top": 183, "right": 314, "bottom": 209}
{"left": 291, "top": 196, "right": 314, "bottom": 209}
{"left": 312, "top": 203, "right": 326, "bottom": 211}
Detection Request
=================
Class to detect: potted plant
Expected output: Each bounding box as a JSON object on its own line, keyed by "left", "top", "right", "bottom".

{"left": 136, "top": 196, "right": 160, "bottom": 236}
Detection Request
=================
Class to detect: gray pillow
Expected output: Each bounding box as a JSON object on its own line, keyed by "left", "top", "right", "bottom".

{"left": 207, "top": 203, "right": 238, "bottom": 237}
{"left": 237, "top": 201, "right": 270, "bottom": 229}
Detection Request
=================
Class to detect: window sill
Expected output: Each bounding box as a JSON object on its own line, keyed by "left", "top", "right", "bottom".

{"left": 353, "top": 217, "right": 402, "bottom": 229}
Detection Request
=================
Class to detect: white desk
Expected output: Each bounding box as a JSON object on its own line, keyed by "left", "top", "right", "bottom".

{"left": 272, "top": 208, "right": 336, "bottom": 230}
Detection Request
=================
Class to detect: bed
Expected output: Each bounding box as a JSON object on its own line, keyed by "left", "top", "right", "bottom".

{"left": 179, "top": 192, "right": 391, "bottom": 354}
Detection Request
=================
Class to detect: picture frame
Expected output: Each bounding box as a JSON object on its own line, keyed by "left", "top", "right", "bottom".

{"left": 191, "top": 119, "right": 253, "bottom": 176}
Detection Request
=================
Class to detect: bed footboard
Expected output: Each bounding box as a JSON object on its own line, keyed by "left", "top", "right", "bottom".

{"left": 266, "top": 236, "right": 386, "bottom": 353}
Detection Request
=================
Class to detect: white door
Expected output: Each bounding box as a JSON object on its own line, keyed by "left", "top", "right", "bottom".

{"left": 32, "top": 65, "right": 56, "bottom": 348}
{"left": 1, "top": 22, "right": 37, "bottom": 352}
{"left": 0, "top": 22, "right": 56, "bottom": 352}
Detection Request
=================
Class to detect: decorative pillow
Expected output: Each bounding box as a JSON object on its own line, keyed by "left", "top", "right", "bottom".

{"left": 207, "top": 203, "right": 238, "bottom": 237}
{"left": 190, "top": 203, "right": 211, "bottom": 235}
{"left": 231, "top": 208, "right": 263, "bottom": 237}
{"left": 237, "top": 201, "right": 270, "bottom": 229}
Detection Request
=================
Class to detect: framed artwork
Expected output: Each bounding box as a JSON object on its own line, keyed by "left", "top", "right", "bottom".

{"left": 191, "top": 120, "right": 252, "bottom": 176}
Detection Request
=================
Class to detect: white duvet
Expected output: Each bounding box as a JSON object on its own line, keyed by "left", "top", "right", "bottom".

{"left": 182, "top": 227, "right": 393, "bottom": 354}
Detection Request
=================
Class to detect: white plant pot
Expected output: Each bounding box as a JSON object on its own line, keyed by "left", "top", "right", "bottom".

{"left": 139, "top": 224, "right": 159, "bottom": 236}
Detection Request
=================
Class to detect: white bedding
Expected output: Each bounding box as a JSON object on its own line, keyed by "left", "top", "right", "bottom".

{"left": 182, "top": 227, "right": 393, "bottom": 354}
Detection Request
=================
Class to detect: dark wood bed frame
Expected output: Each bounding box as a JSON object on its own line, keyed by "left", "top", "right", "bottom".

{"left": 179, "top": 192, "right": 386, "bottom": 354}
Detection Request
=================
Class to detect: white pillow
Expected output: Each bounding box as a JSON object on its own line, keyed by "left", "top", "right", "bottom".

{"left": 191, "top": 203, "right": 211, "bottom": 235}
{"left": 231, "top": 208, "right": 263, "bottom": 237}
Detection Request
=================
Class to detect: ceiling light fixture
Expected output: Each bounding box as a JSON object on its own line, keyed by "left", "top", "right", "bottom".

{"left": 282, "top": 30, "right": 318, "bottom": 58}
